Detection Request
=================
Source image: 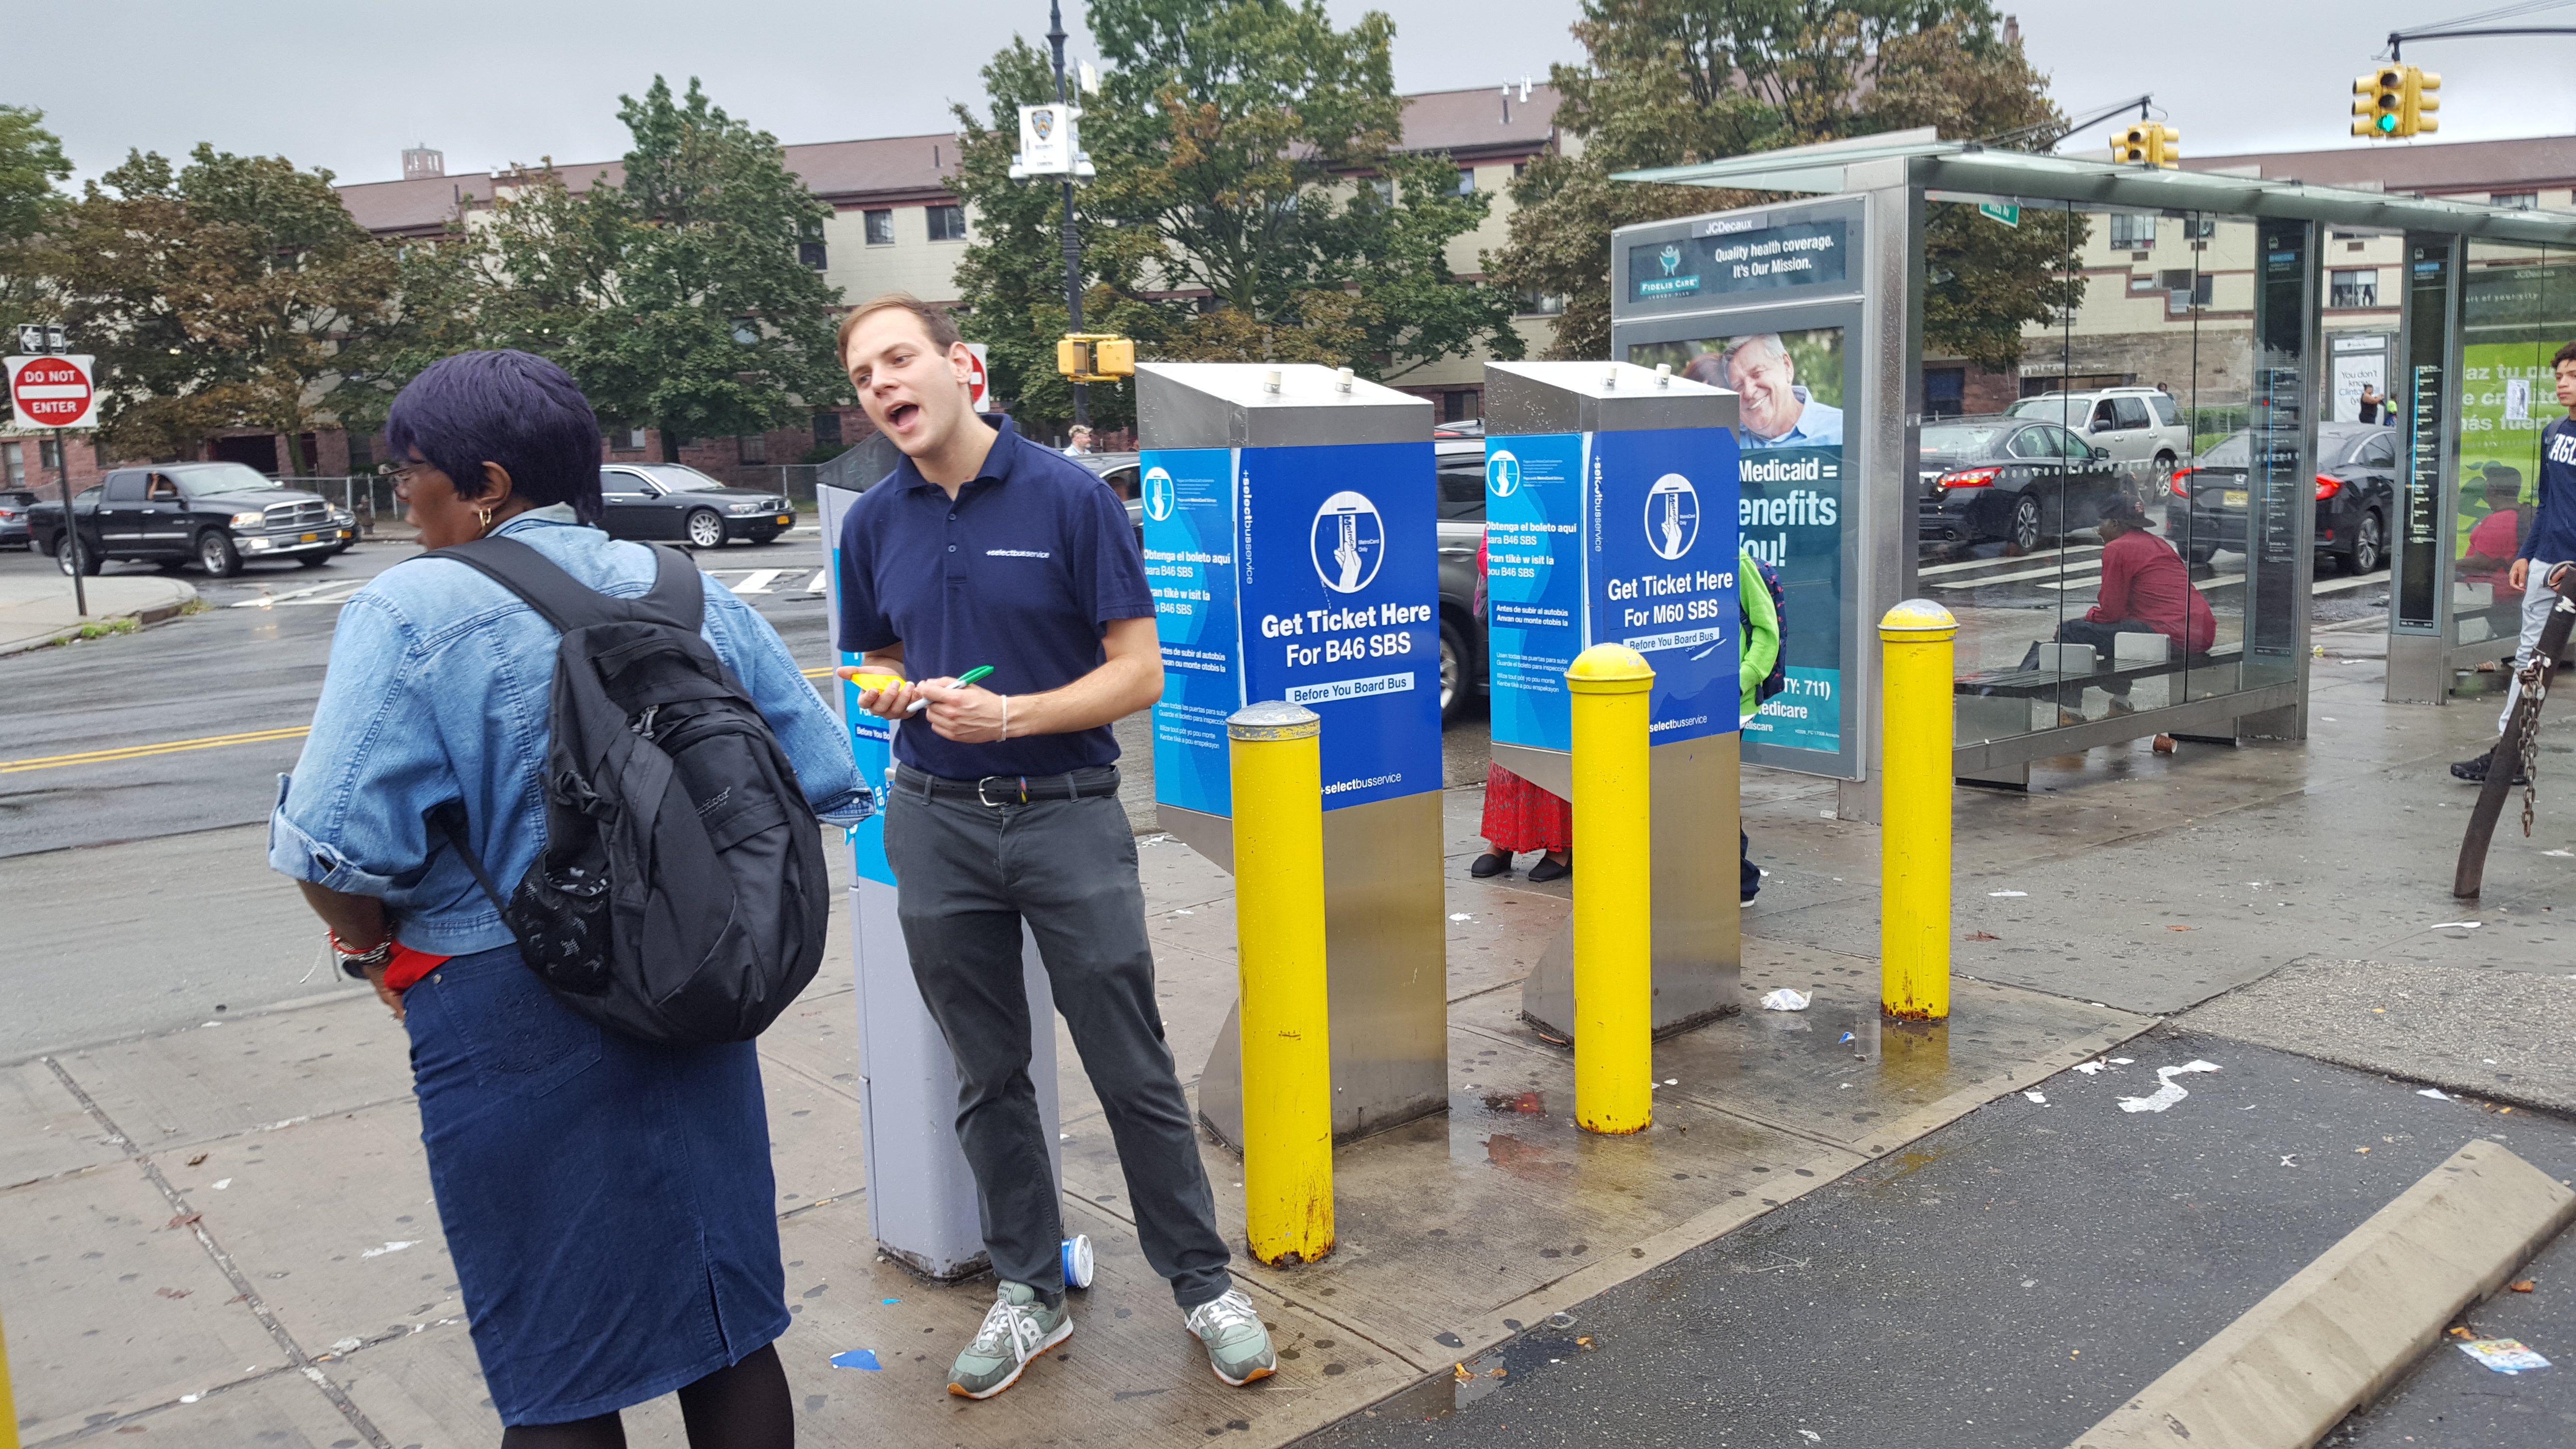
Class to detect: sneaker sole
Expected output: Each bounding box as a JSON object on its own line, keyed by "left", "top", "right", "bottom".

{"left": 1209, "top": 1357, "right": 1276, "bottom": 1388}
{"left": 948, "top": 1317, "right": 1073, "bottom": 1401}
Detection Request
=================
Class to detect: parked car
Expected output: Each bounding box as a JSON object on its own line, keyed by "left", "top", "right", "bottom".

{"left": 1070, "top": 451, "right": 1145, "bottom": 537}
{"left": 1916, "top": 414, "right": 2124, "bottom": 551}
{"left": 1433, "top": 438, "right": 1489, "bottom": 724}
{"left": 2164, "top": 422, "right": 2397, "bottom": 573}
{"left": 0, "top": 488, "right": 36, "bottom": 549}
{"left": 33, "top": 464, "right": 354, "bottom": 577}
{"left": 598, "top": 463, "right": 794, "bottom": 547}
{"left": 2005, "top": 386, "right": 2191, "bottom": 495}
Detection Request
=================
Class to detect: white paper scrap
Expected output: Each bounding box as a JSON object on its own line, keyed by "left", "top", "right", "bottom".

{"left": 2023, "top": 1091, "right": 2047, "bottom": 1104}
{"left": 2430, "top": 921, "right": 2483, "bottom": 930}
{"left": 2109, "top": 1058, "right": 2135, "bottom": 1065}
{"left": 1759, "top": 988, "right": 1811, "bottom": 1012}
{"left": 212, "top": 1178, "right": 232, "bottom": 1190}
{"left": 1988, "top": 890, "right": 2028, "bottom": 898}
{"left": 2072, "top": 1062, "right": 2106, "bottom": 1075}
{"left": 2417, "top": 1088, "right": 2451, "bottom": 1100}
{"left": 361, "top": 1240, "right": 420, "bottom": 1259}
{"left": 2118, "top": 1061, "right": 2221, "bottom": 1114}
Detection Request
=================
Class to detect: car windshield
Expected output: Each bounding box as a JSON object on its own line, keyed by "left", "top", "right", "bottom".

{"left": 636, "top": 465, "right": 733, "bottom": 493}
{"left": 2195, "top": 433, "right": 2252, "bottom": 467}
{"left": 173, "top": 464, "right": 285, "bottom": 498}
{"left": 1921, "top": 422, "right": 2011, "bottom": 456}
{"left": 2004, "top": 396, "right": 2089, "bottom": 423}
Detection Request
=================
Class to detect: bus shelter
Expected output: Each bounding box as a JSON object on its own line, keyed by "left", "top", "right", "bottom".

{"left": 1610, "top": 130, "right": 2576, "bottom": 814}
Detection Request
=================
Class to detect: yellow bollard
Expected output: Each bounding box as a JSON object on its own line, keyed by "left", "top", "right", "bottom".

{"left": 1, "top": 1302, "right": 16, "bottom": 1449}
{"left": 1566, "top": 644, "right": 1654, "bottom": 1134}
{"left": 1228, "top": 701, "right": 1334, "bottom": 1265}
{"left": 1879, "top": 599, "right": 1958, "bottom": 1020}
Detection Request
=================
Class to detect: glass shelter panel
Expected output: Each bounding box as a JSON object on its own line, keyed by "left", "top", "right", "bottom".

{"left": 1942, "top": 204, "right": 2303, "bottom": 748}
{"left": 2450, "top": 239, "right": 2576, "bottom": 673}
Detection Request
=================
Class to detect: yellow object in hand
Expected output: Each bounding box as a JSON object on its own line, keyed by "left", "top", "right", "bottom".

{"left": 847, "top": 672, "right": 905, "bottom": 694}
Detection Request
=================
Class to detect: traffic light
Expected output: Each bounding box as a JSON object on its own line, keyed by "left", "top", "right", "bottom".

{"left": 1056, "top": 333, "right": 1135, "bottom": 383}
{"left": 2112, "top": 124, "right": 2152, "bottom": 165}
{"left": 2405, "top": 69, "right": 2441, "bottom": 136}
{"left": 2147, "top": 123, "right": 2181, "bottom": 169}
{"left": 2353, "top": 67, "right": 2405, "bottom": 138}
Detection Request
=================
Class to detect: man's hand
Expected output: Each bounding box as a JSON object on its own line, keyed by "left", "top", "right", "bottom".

{"left": 2511, "top": 558, "right": 2532, "bottom": 591}
{"left": 365, "top": 960, "right": 405, "bottom": 1021}
{"left": 917, "top": 681, "right": 1010, "bottom": 742}
{"left": 836, "top": 664, "right": 921, "bottom": 720}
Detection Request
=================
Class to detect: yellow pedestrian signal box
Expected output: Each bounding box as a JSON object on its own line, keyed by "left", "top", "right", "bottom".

{"left": 2150, "top": 124, "right": 2180, "bottom": 168}
{"left": 2405, "top": 70, "right": 2441, "bottom": 137}
{"left": 1056, "top": 333, "right": 1135, "bottom": 383}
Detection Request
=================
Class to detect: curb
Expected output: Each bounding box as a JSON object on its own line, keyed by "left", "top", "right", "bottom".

{"left": 0, "top": 582, "right": 199, "bottom": 657}
{"left": 2070, "top": 1141, "right": 2576, "bottom": 1448}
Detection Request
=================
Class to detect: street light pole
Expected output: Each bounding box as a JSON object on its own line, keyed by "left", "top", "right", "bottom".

{"left": 1046, "top": 0, "right": 1089, "bottom": 429}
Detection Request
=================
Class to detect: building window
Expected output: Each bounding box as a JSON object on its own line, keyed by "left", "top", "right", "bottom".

{"left": 813, "top": 412, "right": 843, "bottom": 450}
{"left": 1442, "top": 389, "right": 1479, "bottom": 422}
{"left": 927, "top": 204, "right": 966, "bottom": 242}
{"left": 2182, "top": 217, "right": 2215, "bottom": 239}
{"left": 865, "top": 208, "right": 894, "bottom": 245}
{"left": 2492, "top": 192, "right": 2538, "bottom": 210}
{"left": 798, "top": 217, "right": 827, "bottom": 270}
{"left": 2, "top": 440, "right": 21, "bottom": 487}
{"left": 1368, "top": 177, "right": 1394, "bottom": 206}
{"left": 2129, "top": 274, "right": 2162, "bottom": 293}
{"left": 2167, "top": 275, "right": 2213, "bottom": 316}
{"left": 2108, "top": 213, "right": 2156, "bottom": 249}
{"left": 346, "top": 434, "right": 373, "bottom": 472}
{"left": 1456, "top": 167, "right": 1476, "bottom": 196}
{"left": 1924, "top": 368, "right": 1966, "bottom": 419}
{"left": 1516, "top": 289, "right": 1565, "bottom": 316}
{"left": 738, "top": 434, "right": 768, "bottom": 464}
{"left": 38, "top": 438, "right": 59, "bottom": 470}
{"left": 2329, "top": 269, "right": 2380, "bottom": 308}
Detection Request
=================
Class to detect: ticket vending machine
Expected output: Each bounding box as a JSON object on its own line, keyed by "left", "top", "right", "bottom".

{"left": 1136, "top": 362, "right": 1449, "bottom": 1146}
{"left": 1480, "top": 360, "right": 1745, "bottom": 1039}
{"left": 818, "top": 479, "right": 1064, "bottom": 1282}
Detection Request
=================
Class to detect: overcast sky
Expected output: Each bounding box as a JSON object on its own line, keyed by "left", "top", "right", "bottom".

{"left": 14, "top": 1, "right": 2574, "bottom": 186}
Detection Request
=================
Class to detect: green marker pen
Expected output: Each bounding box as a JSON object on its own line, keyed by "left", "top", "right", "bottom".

{"left": 906, "top": 664, "right": 995, "bottom": 713}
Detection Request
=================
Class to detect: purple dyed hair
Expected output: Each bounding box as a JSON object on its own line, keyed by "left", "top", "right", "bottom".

{"left": 385, "top": 350, "right": 604, "bottom": 524}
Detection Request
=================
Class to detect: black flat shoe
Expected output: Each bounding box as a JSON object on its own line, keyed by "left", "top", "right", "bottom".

{"left": 1469, "top": 851, "right": 1512, "bottom": 879}
{"left": 1527, "top": 856, "right": 1571, "bottom": 883}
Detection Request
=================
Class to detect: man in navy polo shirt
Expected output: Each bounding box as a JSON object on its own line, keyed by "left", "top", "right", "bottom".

{"left": 831, "top": 293, "right": 1273, "bottom": 1401}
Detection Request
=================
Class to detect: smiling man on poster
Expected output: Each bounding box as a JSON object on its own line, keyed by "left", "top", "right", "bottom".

{"left": 1722, "top": 333, "right": 1844, "bottom": 449}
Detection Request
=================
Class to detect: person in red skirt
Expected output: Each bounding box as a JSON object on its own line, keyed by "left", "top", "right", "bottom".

{"left": 1469, "top": 530, "right": 1572, "bottom": 881}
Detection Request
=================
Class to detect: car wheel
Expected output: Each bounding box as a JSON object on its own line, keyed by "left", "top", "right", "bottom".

{"left": 685, "top": 509, "right": 725, "bottom": 549}
{"left": 38, "top": 533, "right": 58, "bottom": 558}
{"left": 2349, "top": 509, "right": 2384, "bottom": 575}
{"left": 1437, "top": 616, "right": 1467, "bottom": 725}
{"left": 2187, "top": 542, "right": 2216, "bottom": 567}
{"left": 59, "top": 538, "right": 101, "bottom": 576}
{"left": 2007, "top": 493, "right": 2045, "bottom": 552}
{"left": 197, "top": 531, "right": 241, "bottom": 578}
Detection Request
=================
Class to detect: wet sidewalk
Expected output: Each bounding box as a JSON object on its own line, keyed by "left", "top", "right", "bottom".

{"left": 0, "top": 572, "right": 196, "bottom": 656}
{"left": 5, "top": 632, "right": 2573, "bottom": 1446}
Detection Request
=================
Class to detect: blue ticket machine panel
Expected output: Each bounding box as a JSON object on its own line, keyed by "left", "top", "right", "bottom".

{"left": 1483, "top": 362, "right": 1744, "bottom": 752}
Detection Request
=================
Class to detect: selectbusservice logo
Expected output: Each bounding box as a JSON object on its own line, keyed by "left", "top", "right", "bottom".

{"left": 1142, "top": 465, "right": 1176, "bottom": 522}
{"left": 1309, "top": 490, "right": 1385, "bottom": 594}
{"left": 1644, "top": 472, "right": 1700, "bottom": 561}
{"left": 1486, "top": 449, "right": 1521, "bottom": 498}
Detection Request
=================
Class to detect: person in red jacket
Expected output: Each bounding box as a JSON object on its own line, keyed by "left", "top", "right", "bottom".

{"left": 2052, "top": 496, "right": 2216, "bottom": 716}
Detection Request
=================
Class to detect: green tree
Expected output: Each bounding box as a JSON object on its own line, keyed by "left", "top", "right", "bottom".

{"left": 49, "top": 146, "right": 398, "bottom": 465}
{"left": 950, "top": 0, "right": 1523, "bottom": 429}
{"left": 569, "top": 78, "right": 850, "bottom": 452}
{"left": 1492, "top": 1, "right": 2080, "bottom": 367}
{"left": 0, "top": 104, "right": 71, "bottom": 347}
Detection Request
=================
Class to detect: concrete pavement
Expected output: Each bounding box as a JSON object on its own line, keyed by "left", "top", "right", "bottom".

{"left": 0, "top": 570, "right": 196, "bottom": 656}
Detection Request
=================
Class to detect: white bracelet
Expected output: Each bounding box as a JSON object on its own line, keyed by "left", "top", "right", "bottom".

{"left": 999, "top": 694, "right": 1011, "bottom": 740}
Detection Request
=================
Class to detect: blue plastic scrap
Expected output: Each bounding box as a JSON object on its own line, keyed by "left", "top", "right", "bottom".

{"left": 1838, "top": 1032, "right": 1855, "bottom": 1044}
{"left": 830, "top": 1349, "right": 884, "bottom": 1371}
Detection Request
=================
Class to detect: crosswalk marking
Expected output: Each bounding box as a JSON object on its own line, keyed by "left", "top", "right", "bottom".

{"left": 229, "top": 580, "right": 360, "bottom": 609}
{"left": 1933, "top": 560, "right": 2104, "bottom": 590}
{"left": 727, "top": 569, "right": 789, "bottom": 595}
{"left": 1918, "top": 544, "right": 2102, "bottom": 578}
{"left": 807, "top": 568, "right": 831, "bottom": 595}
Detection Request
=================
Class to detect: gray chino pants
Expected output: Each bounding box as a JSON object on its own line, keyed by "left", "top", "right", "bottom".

{"left": 881, "top": 764, "right": 1234, "bottom": 1310}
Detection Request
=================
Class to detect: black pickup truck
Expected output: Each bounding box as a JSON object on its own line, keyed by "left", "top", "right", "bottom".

{"left": 32, "top": 463, "right": 354, "bottom": 577}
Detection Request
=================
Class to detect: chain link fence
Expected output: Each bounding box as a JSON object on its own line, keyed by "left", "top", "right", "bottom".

{"left": 278, "top": 476, "right": 397, "bottom": 537}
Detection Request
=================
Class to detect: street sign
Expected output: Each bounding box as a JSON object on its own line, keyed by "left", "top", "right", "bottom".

{"left": 964, "top": 342, "right": 991, "bottom": 411}
{"left": 15, "top": 324, "right": 45, "bottom": 354}
{"left": 1015, "top": 103, "right": 1080, "bottom": 177}
{"left": 5, "top": 354, "right": 97, "bottom": 430}
{"left": 1978, "top": 202, "right": 2020, "bottom": 228}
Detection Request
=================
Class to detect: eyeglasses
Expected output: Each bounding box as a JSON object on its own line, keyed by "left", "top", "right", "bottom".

{"left": 377, "top": 459, "right": 435, "bottom": 493}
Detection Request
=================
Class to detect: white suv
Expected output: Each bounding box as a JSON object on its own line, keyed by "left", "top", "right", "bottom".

{"left": 2005, "top": 387, "right": 2190, "bottom": 499}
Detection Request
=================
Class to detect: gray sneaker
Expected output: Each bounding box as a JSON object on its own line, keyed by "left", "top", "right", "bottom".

{"left": 1184, "top": 1288, "right": 1277, "bottom": 1386}
{"left": 949, "top": 1281, "right": 1071, "bottom": 1400}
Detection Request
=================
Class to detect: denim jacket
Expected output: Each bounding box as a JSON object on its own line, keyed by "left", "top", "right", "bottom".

{"left": 268, "top": 511, "right": 869, "bottom": 956}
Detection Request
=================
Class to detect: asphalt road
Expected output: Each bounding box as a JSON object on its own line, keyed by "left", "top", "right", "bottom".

{"left": 1308, "top": 1027, "right": 2576, "bottom": 1449}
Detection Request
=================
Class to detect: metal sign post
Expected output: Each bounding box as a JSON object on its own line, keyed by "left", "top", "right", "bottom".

{"left": 7, "top": 348, "right": 98, "bottom": 618}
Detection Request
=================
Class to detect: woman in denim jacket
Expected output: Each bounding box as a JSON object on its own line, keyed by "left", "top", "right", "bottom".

{"left": 269, "top": 351, "right": 867, "bottom": 1447}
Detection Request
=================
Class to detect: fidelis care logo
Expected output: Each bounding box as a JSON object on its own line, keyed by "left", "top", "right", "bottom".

{"left": 1658, "top": 243, "right": 1683, "bottom": 276}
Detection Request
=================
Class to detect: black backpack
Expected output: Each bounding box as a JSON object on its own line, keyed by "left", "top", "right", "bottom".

{"left": 428, "top": 535, "right": 829, "bottom": 1045}
{"left": 1745, "top": 553, "right": 1789, "bottom": 703}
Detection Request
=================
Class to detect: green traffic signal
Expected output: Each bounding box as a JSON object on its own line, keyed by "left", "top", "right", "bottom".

{"left": 2376, "top": 112, "right": 2399, "bottom": 134}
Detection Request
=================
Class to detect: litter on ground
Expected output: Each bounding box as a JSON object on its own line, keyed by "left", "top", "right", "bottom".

{"left": 1988, "top": 890, "right": 2027, "bottom": 898}
{"left": 2023, "top": 1091, "right": 2047, "bottom": 1105}
{"left": 1759, "top": 988, "right": 1811, "bottom": 1012}
{"left": 2458, "top": 1338, "right": 2551, "bottom": 1374}
{"left": 830, "top": 1349, "right": 884, "bottom": 1370}
{"left": 2117, "top": 1061, "right": 2221, "bottom": 1114}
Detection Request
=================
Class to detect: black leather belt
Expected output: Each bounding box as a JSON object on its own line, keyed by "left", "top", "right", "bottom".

{"left": 893, "top": 762, "right": 1121, "bottom": 807}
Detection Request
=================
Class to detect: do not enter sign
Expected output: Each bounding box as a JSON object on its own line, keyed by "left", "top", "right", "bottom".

{"left": 965, "top": 342, "right": 990, "bottom": 411}
{"left": 6, "top": 354, "right": 97, "bottom": 430}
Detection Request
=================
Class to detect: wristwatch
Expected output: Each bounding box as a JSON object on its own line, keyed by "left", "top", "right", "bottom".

{"left": 330, "top": 932, "right": 394, "bottom": 980}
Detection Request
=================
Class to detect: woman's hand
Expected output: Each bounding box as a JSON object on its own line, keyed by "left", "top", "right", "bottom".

{"left": 365, "top": 960, "right": 406, "bottom": 1022}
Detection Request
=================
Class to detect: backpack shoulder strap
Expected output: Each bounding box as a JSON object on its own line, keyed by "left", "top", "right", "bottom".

{"left": 432, "top": 534, "right": 626, "bottom": 633}
{"left": 637, "top": 543, "right": 707, "bottom": 631}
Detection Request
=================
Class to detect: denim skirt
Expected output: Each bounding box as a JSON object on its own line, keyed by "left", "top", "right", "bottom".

{"left": 403, "top": 946, "right": 789, "bottom": 1426}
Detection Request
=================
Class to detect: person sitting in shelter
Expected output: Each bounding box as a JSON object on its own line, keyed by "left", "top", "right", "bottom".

{"left": 2460, "top": 464, "right": 2526, "bottom": 607}
{"left": 2049, "top": 495, "right": 2215, "bottom": 720}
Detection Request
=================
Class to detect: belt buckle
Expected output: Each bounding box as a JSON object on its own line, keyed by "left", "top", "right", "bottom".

{"left": 975, "top": 775, "right": 1030, "bottom": 807}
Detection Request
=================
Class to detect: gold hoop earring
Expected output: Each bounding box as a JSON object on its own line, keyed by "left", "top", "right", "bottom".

{"left": 477, "top": 508, "right": 495, "bottom": 534}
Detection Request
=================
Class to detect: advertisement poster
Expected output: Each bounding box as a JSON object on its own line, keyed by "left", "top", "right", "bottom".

{"left": 1627, "top": 215, "right": 1851, "bottom": 307}
{"left": 1628, "top": 325, "right": 1848, "bottom": 754}
{"left": 1237, "top": 441, "right": 1442, "bottom": 812}
{"left": 818, "top": 481, "right": 896, "bottom": 887}
{"left": 1588, "top": 427, "right": 1742, "bottom": 743}
{"left": 1143, "top": 448, "right": 1240, "bottom": 817}
{"left": 1483, "top": 432, "right": 1586, "bottom": 751}
{"left": 2457, "top": 259, "right": 2576, "bottom": 557}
